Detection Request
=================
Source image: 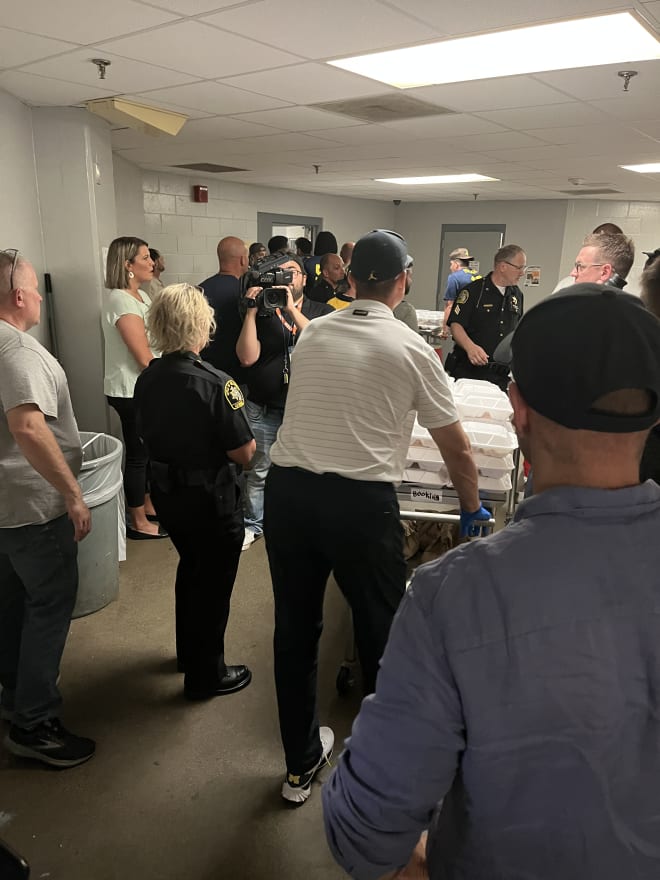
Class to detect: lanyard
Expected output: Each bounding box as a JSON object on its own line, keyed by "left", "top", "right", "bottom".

{"left": 275, "top": 299, "right": 302, "bottom": 335}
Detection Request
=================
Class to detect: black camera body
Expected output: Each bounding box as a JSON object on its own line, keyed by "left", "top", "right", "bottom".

{"left": 240, "top": 254, "right": 294, "bottom": 314}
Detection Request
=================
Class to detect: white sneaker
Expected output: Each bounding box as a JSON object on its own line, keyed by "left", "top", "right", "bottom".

{"left": 281, "top": 726, "right": 335, "bottom": 805}
{"left": 242, "top": 530, "right": 256, "bottom": 551}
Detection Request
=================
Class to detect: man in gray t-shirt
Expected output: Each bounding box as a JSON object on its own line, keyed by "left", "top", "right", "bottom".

{"left": 0, "top": 250, "right": 95, "bottom": 768}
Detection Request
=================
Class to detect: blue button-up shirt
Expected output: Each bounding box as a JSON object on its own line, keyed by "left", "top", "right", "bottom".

{"left": 323, "top": 483, "right": 660, "bottom": 880}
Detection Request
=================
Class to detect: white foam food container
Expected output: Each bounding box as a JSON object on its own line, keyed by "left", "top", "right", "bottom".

{"left": 462, "top": 421, "right": 518, "bottom": 456}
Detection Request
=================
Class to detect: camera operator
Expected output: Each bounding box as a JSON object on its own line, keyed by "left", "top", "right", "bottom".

{"left": 237, "top": 254, "right": 331, "bottom": 549}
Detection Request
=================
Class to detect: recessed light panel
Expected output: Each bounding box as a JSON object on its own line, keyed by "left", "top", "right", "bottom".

{"left": 619, "top": 163, "right": 660, "bottom": 173}
{"left": 375, "top": 174, "right": 499, "bottom": 185}
{"left": 329, "top": 13, "right": 660, "bottom": 89}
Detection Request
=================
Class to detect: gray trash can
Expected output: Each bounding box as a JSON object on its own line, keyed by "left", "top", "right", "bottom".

{"left": 72, "top": 432, "right": 123, "bottom": 618}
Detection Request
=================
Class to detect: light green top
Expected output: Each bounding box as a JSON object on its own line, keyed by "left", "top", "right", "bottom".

{"left": 102, "top": 288, "right": 151, "bottom": 398}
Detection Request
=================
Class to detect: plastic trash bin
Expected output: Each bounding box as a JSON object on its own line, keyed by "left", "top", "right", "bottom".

{"left": 72, "top": 432, "right": 123, "bottom": 618}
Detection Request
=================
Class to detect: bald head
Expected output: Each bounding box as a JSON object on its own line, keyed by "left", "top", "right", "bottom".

{"left": 0, "top": 253, "right": 42, "bottom": 331}
{"left": 216, "top": 236, "right": 249, "bottom": 277}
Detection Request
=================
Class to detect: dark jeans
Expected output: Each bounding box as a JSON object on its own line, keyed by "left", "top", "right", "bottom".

{"left": 264, "top": 465, "right": 406, "bottom": 775}
{"left": 0, "top": 514, "right": 78, "bottom": 729}
{"left": 151, "top": 483, "right": 244, "bottom": 688}
{"left": 106, "top": 395, "right": 148, "bottom": 509}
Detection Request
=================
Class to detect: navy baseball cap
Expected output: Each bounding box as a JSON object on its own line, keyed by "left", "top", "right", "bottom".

{"left": 510, "top": 283, "right": 660, "bottom": 432}
{"left": 349, "top": 230, "right": 413, "bottom": 282}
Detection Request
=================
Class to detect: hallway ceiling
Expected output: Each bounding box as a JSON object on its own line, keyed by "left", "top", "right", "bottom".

{"left": 2, "top": 0, "right": 660, "bottom": 202}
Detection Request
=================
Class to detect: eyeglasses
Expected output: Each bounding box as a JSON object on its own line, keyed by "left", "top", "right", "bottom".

{"left": 1, "top": 248, "right": 19, "bottom": 292}
{"left": 288, "top": 268, "right": 303, "bottom": 276}
{"left": 503, "top": 260, "right": 527, "bottom": 271}
{"left": 574, "top": 261, "right": 604, "bottom": 273}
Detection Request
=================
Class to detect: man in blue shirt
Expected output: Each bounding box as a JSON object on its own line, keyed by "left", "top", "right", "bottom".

{"left": 323, "top": 284, "right": 660, "bottom": 880}
{"left": 439, "top": 247, "right": 480, "bottom": 334}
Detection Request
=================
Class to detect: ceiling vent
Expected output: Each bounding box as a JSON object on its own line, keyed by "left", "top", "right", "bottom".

{"left": 311, "top": 93, "right": 455, "bottom": 123}
{"left": 557, "top": 188, "right": 622, "bottom": 196}
{"left": 172, "top": 163, "right": 247, "bottom": 173}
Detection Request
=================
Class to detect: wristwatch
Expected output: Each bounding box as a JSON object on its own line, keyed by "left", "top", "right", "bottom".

{"left": 246, "top": 299, "right": 258, "bottom": 308}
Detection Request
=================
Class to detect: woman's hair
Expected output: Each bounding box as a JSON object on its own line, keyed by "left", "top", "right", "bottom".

{"left": 105, "top": 237, "right": 149, "bottom": 290}
{"left": 313, "top": 231, "right": 338, "bottom": 256}
{"left": 147, "top": 283, "right": 216, "bottom": 355}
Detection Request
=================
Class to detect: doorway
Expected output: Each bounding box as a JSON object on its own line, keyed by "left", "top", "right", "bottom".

{"left": 257, "top": 212, "right": 323, "bottom": 253}
{"left": 436, "top": 224, "right": 506, "bottom": 310}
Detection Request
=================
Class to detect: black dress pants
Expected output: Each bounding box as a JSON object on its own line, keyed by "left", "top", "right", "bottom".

{"left": 264, "top": 465, "right": 406, "bottom": 775}
{"left": 151, "top": 482, "right": 243, "bottom": 689}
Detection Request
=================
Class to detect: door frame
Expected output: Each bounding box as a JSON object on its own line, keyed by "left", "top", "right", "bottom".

{"left": 257, "top": 212, "right": 324, "bottom": 250}
{"left": 437, "top": 223, "right": 506, "bottom": 307}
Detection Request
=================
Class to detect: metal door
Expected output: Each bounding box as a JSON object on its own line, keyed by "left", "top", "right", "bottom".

{"left": 436, "top": 225, "right": 505, "bottom": 310}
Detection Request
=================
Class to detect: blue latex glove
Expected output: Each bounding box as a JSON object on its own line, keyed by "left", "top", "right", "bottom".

{"left": 459, "top": 505, "right": 492, "bottom": 538}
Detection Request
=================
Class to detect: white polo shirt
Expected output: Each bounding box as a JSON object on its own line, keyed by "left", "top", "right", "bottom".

{"left": 270, "top": 299, "right": 458, "bottom": 483}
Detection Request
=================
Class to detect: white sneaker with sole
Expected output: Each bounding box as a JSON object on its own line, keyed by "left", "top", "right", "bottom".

{"left": 241, "top": 530, "right": 256, "bottom": 551}
{"left": 281, "top": 726, "right": 334, "bottom": 805}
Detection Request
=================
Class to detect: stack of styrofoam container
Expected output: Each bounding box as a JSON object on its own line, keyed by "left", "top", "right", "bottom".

{"left": 404, "top": 379, "right": 517, "bottom": 491}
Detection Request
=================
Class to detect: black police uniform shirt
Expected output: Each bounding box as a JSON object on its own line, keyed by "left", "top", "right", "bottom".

{"left": 308, "top": 277, "right": 336, "bottom": 304}
{"left": 199, "top": 273, "right": 244, "bottom": 383}
{"left": 447, "top": 272, "right": 523, "bottom": 357}
{"left": 134, "top": 352, "right": 253, "bottom": 471}
{"left": 243, "top": 297, "right": 332, "bottom": 409}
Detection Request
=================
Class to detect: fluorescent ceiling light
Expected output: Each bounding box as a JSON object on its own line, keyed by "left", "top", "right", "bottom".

{"left": 619, "top": 163, "right": 660, "bottom": 173}
{"left": 329, "top": 13, "right": 660, "bottom": 89}
{"left": 375, "top": 174, "right": 499, "bottom": 185}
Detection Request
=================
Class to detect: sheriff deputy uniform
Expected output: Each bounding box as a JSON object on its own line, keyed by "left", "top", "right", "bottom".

{"left": 447, "top": 272, "right": 523, "bottom": 390}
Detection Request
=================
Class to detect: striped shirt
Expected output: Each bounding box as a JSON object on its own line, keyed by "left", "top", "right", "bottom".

{"left": 270, "top": 299, "right": 458, "bottom": 483}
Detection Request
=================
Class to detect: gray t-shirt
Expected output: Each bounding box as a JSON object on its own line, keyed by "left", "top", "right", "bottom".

{"left": 0, "top": 321, "right": 82, "bottom": 527}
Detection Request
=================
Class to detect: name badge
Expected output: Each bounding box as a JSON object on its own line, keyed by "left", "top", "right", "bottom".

{"left": 354, "top": 309, "right": 369, "bottom": 316}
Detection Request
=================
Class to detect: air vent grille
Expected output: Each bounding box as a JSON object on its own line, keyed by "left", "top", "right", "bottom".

{"left": 311, "top": 93, "right": 455, "bottom": 123}
{"left": 557, "top": 188, "right": 621, "bottom": 196}
{"left": 172, "top": 163, "right": 246, "bottom": 173}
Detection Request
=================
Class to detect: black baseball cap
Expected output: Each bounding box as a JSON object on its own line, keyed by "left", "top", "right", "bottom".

{"left": 643, "top": 247, "right": 660, "bottom": 269}
{"left": 510, "top": 283, "right": 660, "bottom": 432}
{"left": 349, "top": 230, "right": 413, "bottom": 282}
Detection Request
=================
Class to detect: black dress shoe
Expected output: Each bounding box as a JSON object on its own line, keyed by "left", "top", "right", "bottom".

{"left": 126, "top": 525, "right": 169, "bottom": 540}
{"left": 184, "top": 665, "right": 252, "bottom": 700}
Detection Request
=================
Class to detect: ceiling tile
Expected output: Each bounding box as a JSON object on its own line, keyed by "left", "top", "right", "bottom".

{"left": 378, "top": 114, "right": 507, "bottom": 138}
{"left": 0, "top": 27, "right": 76, "bottom": 70}
{"left": 6, "top": 0, "right": 178, "bottom": 44}
{"left": 16, "top": 49, "right": 198, "bottom": 93}
{"left": 410, "top": 76, "right": 571, "bottom": 112}
{"left": 308, "top": 124, "right": 409, "bottom": 145}
{"left": 381, "top": 0, "right": 624, "bottom": 33}
{"left": 148, "top": 0, "right": 241, "bottom": 12}
{"left": 220, "top": 63, "right": 396, "bottom": 104}
{"left": 0, "top": 70, "right": 115, "bottom": 106}
{"left": 641, "top": 1, "right": 660, "bottom": 22}
{"left": 475, "top": 102, "right": 608, "bottom": 130}
{"left": 132, "top": 80, "right": 292, "bottom": 115}
{"left": 173, "top": 116, "right": 285, "bottom": 141}
{"left": 231, "top": 106, "right": 367, "bottom": 131}
{"left": 198, "top": 131, "right": 347, "bottom": 155}
{"left": 121, "top": 94, "right": 214, "bottom": 119}
{"left": 201, "top": 0, "right": 437, "bottom": 59}
{"left": 98, "top": 21, "right": 303, "bottom": 78}
{"left": 533, "top": 59, "right": 660, "bottom": 101}
{"left": 589, "top": 94, "right": 660, "bottom": 122}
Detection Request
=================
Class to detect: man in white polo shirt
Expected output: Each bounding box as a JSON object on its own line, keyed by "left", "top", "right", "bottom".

{"left": 263, "top": 229, "right": 490, "bottom": 806}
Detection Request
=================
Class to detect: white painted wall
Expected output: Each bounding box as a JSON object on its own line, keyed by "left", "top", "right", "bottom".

{"left": 396, "top": 200, "right": 569, "bottom": 312}
{"left": 112, "top": 154, "right": 146, "bottom": 242}
{"left": 32, "top": 108, "right": 118, "bottom": 431}
{"left": 112, "top": 160, "right": 395, "bottom": 286}
{"left": 0, "top": 90, "right": 48, "bottom": 345}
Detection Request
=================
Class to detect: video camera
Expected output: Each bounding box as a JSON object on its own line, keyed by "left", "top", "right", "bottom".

{"left": 239, "top": 254, "right": 294, "bottom": 314}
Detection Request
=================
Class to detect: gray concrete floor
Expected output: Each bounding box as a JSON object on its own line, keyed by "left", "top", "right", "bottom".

{"left": 1, "top": 537, "right": 362, "bottom": 879}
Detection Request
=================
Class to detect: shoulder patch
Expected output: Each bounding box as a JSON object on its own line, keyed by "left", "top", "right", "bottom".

{"left": 456, "top": 290, "right": 469, "bottom": 305}
{"left": 224, "top": 379, "right": 244, "bottom": 410}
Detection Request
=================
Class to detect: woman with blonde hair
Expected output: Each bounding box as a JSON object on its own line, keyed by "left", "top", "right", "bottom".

{"left": 102, "top": 236, "right": 166, "bottom": 540}
{"left": 134, "top": 284, "right": 255, "bottom": 699}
